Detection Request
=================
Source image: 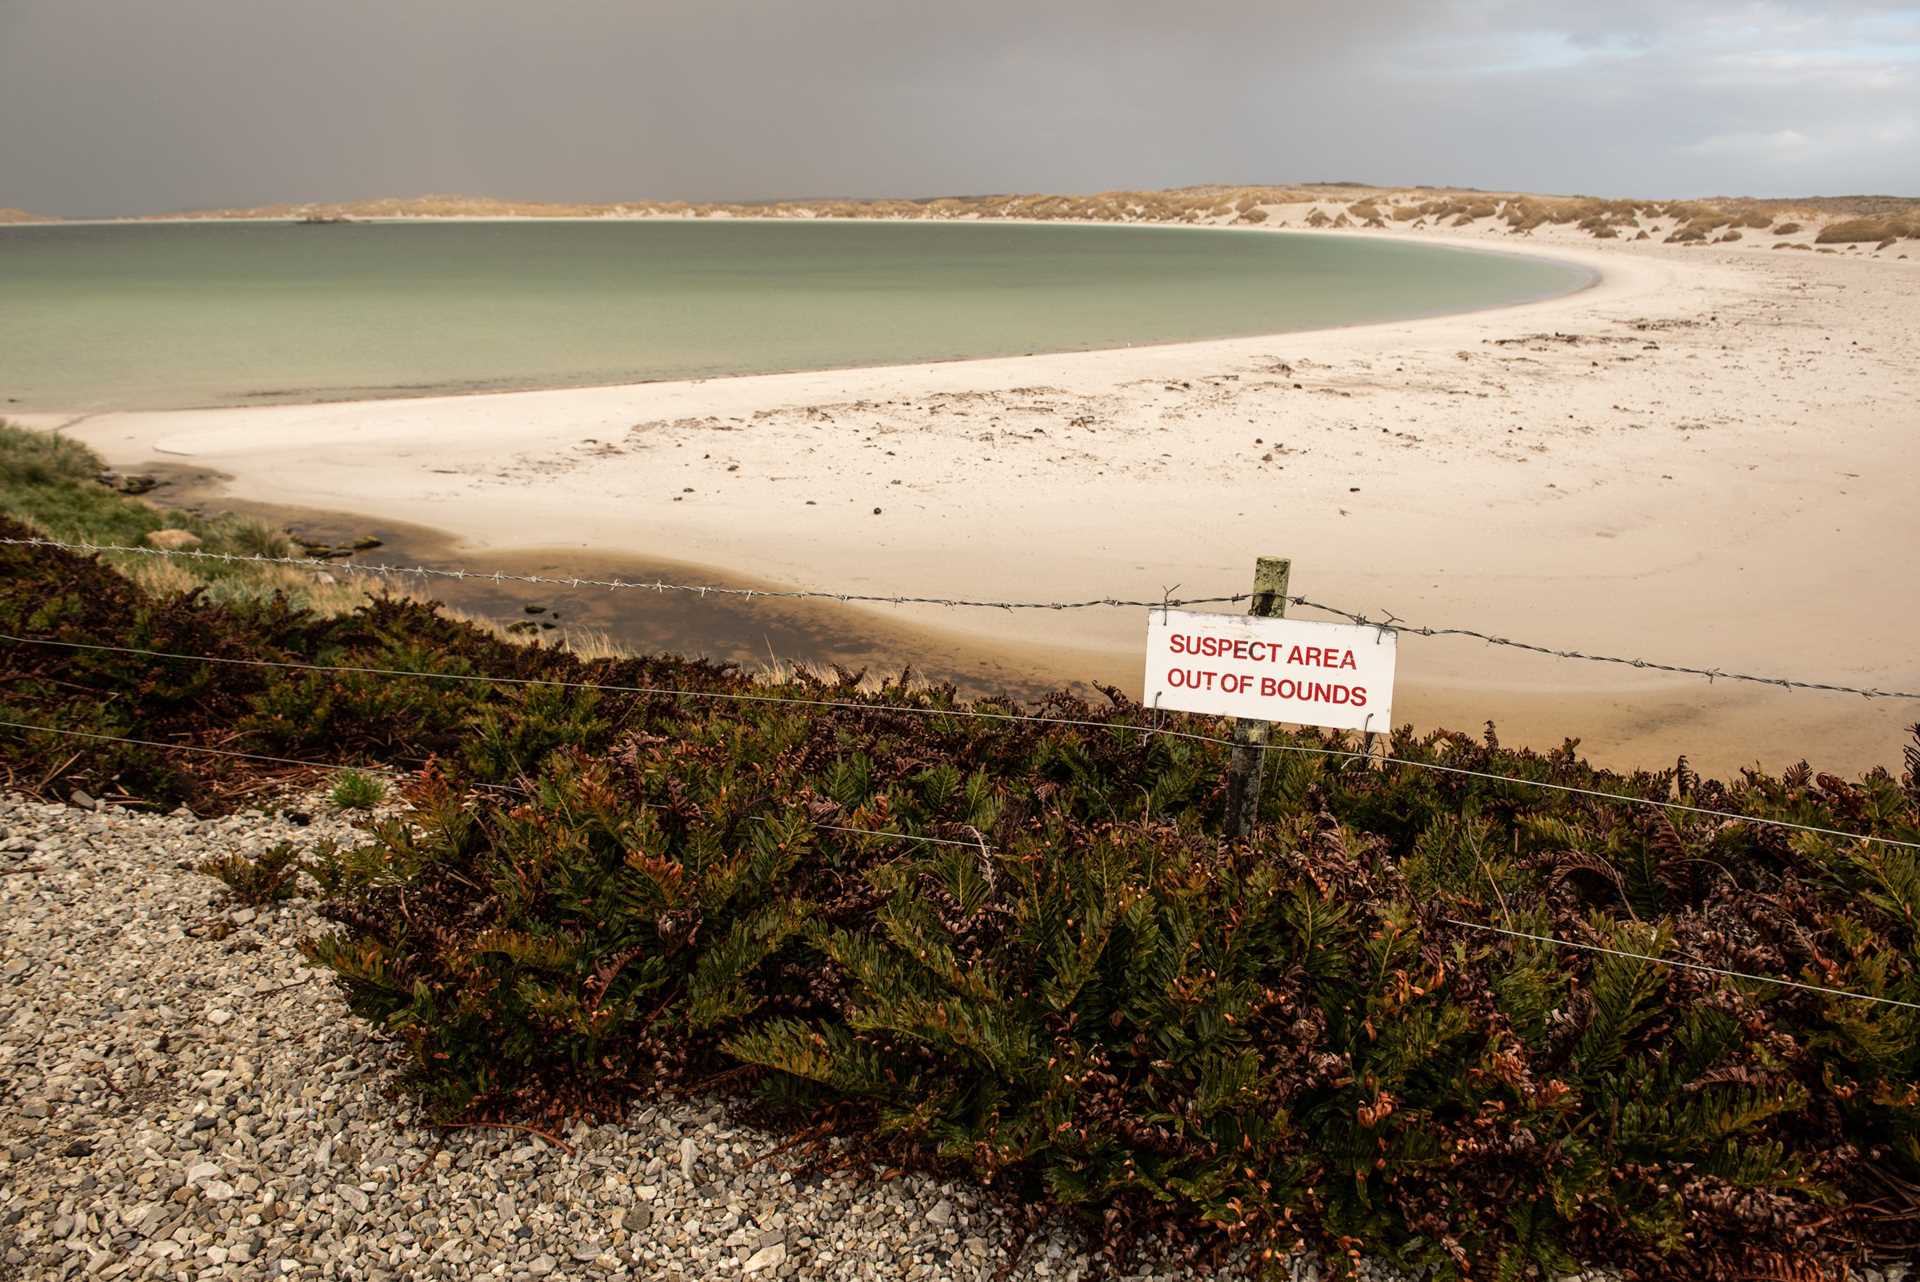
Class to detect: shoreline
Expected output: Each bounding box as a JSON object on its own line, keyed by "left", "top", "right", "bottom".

{"left": 29, "top": 222, "right": 1920, "bottom": 776}
{"left": 32, "top": 222, "right": 1638, "bottom": 423}
{"left": 140, "top": 465, "right": 1140, "bottom": 704}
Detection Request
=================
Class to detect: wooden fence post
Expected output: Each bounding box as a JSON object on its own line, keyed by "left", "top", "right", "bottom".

{"left": 1224, "top": 556, "right": 1290, "bottom": 841}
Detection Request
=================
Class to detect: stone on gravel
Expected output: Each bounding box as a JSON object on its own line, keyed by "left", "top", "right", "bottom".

{"left": 745, "top": 1240, "right": 787, "bottom": 1272}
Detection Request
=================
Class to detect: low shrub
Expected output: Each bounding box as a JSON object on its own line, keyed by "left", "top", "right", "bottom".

{"left": 200, "top": 839, "right": 310, "bottom": 905}
{"left": 304, "top": 704, "right": 1920, "bottom": 1278}
{"left": 1502, "top": 200, "right": 1553, "bottom": 232}
{"left": 1816, "top": 217, "right": 1916, "bottom": 244}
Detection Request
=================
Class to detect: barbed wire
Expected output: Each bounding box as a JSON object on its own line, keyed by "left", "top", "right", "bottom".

{"left": 6, "top": 708, "right": 1908, "bottom": 1012}
{"left": 6, "top": 629, "right": 1918, "bottom": 852}
{"left": 1285, "top": 595, "right": 1920, "bottom": 701}
{"left": 4, "top": 534, "right": 1916, "bottom": 701}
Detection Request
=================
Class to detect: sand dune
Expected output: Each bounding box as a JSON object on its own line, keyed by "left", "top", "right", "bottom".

{"left": 42, "top": 217, "right": 1920, "bottom": 776}
{"left": 113, "top": 185, "right": 1920, "bottom": 252}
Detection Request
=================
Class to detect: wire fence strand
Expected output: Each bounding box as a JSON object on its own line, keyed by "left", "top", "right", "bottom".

{"left": 1284, "top": 595, "right": 1920, "bottom": 701}
{"left": 0, "top": 718, "right": 369, "bottom": 774}
{"left": 1440, "top": 917, "right": 1920, "bottom": 1012}
{"left": 4, "top": 534, "right": 1915, "bottom": 702}
{"left": 6, "top": 629, "right": 1917, "bottom": 852}
{"left": 0, "top": 536, "right": 1249, "bottom": 612}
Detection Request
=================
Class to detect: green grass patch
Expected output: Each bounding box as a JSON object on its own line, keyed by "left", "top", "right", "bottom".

{"left": 329, "top": 768, "right": 387, "bottom": 810}
{"left": 0, "top": 420, "right": 377, "bottom": 614}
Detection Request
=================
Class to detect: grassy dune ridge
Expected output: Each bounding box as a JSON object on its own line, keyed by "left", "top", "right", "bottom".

{"left": 77, "top": 184, "right": 1920, "bottom": 249}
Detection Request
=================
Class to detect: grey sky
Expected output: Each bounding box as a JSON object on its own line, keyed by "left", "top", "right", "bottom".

{"left": 2, "top": 0, "right": 1915, "bottom": 217}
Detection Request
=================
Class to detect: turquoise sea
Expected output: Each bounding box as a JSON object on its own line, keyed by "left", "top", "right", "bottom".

{"left": 0, "top": 220, "right": 1591, "bottom": 412}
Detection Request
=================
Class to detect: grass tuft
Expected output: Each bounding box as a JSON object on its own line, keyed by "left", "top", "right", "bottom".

{"left": 330, "top": 769, "right": 387, "bottom": 810}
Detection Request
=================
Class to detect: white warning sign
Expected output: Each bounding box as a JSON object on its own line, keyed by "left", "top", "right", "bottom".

{"left": 1143, "top": 609, "right": 1396, "bottom": 732}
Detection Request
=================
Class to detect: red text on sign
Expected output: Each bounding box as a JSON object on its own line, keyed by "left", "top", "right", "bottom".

{"left": 1167, "top": 634, "right": 1358, "bottom": 669}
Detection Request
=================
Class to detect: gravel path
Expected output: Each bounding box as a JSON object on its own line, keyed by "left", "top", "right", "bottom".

{"left": 0, "top": 789, "right": 1274, "bottom": 1282}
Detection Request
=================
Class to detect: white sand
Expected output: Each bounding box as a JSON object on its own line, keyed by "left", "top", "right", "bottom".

{"left": 41, "top": 222, "right": 1920, "bottom": 776}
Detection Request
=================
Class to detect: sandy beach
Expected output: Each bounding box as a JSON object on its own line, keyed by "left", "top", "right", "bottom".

{"left": 33, "top": 216, "right": 1920, "bottom": 776}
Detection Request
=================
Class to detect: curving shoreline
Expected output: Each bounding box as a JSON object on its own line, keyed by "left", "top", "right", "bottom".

{"left": 31, "top": 222, "right": 1920, "bottom": 775}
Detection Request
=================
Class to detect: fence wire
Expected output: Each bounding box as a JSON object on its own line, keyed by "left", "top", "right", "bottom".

{"left": 5, "top": 629, "right": 1917, "bottom": 853}
{"left": 0, "top": 536, "right": 1248, "bottom": 612}
{"left": 1284, "top": 595, "right": 1920, "bottom": 701}
{"left": 1439, "top": 917, "right": 1920, "bottom": 1012}
{"left": 4, "top": 534, "right": 1915, "bottom": 702}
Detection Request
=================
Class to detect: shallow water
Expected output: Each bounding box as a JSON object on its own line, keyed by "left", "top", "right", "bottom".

{"left": 0, "top": 219, "right": 1590, "bottom": 413}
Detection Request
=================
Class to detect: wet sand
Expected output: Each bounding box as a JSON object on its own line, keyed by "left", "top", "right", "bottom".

{"left": 153, "top": 469, "right": 1130, "bottom": 705}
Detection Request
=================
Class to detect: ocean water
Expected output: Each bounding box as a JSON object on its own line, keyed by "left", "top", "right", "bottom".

{"left": 0, "top": 219, "right": 1591, "bottom": 413}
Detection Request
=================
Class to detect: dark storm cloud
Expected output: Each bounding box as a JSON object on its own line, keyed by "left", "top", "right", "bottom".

{"left": 1, "top": 0, "right": 1914, "bottom": 216}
